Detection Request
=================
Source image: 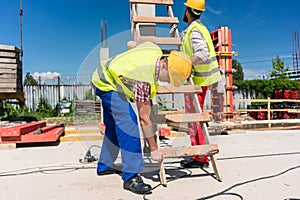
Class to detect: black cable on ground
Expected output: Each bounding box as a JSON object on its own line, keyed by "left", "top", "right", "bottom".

{"left": 143, "top": 167, "right": 192, "bottom": 200}
{"left": 196, "top": 164, "right": 300, "bottom": 200}
{"left": 142, "top": 164, "right": 300, "bottom": 200}
{"left": 218, "top": 151, "right": 300, "bottom": 161}
{"left": 0, "top": 164, "right": 96, "bottom": 177}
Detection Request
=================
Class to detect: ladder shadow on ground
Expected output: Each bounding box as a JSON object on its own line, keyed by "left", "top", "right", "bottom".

{"left": 142, "top": 165, "right": 216, "bottom": 183}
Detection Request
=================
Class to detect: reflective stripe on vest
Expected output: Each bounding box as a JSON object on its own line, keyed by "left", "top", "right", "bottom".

{"left": 182, "top": 22, "right": 221, "bottom": 86}
{"left": 193, "top": 65, "right": 219, "bottom": 77}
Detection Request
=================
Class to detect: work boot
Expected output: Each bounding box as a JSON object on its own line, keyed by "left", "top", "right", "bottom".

{"left": 97, "top": 168, "right": 120, "bottom": 176}
{"left": 180, "top": 159, "right": 209, "bottom": 169}
{"left": 123, "top": 174, "right": 152, "bottom": 195}
{"left": 97, "top": 164, "right": 121, "bottom": 176}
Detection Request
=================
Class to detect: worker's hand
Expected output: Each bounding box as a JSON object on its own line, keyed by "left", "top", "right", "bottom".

{"left": 151, "top": 150, "right": 164, "bottom": 162}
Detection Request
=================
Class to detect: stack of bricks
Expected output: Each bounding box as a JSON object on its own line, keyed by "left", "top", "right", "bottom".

{"left": 0, "top": 45, "right": 22, "bottom": 93}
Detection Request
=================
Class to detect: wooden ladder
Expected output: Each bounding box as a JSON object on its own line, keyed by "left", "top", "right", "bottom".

{"left": 129, "top": 0, "right": 182, "bottom": 47}
{"left": 155, "top": 83, "right": 222, "bottom": 186}
{"left": 129, "top": 0, "right": 222, "bottom": 186}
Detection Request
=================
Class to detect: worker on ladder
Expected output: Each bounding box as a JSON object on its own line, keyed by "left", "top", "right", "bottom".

{"left": 91, "top": 42, "right": 192, "bottom": 195}
{"left": 180, "top": 0, "right": 222, "bottom": 168}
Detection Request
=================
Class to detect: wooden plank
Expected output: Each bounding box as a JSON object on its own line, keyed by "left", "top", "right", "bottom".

{"left": 0, "top": 92, "right": 24, "bottom": 100}
{"left": 237, "top": 109, "right": 300, "bottom": 112}
{"left": 0, "top": 89, "right": 16, "bottom": 93}
{"left": 0, "top": 83, "right": 18, "bottom": 87}
{"left": 0, "top": 63, "right": 21, "bottom": 69}
{"left": 157, "top": 110, "right": 183, "bottom": 115}
{"left": 234, "top": 99, "right": 300, "bottom": 103}
{"left": 0, "top": 68, "right": 17, "bottom": 73}
{"left": 129, "top": 0, "right": 173, "bottom": 5}
{"left": 157, "top": 85, "right": 202, "bottom": 94}
{"left": 0, "top": 51, "right": 19, "bottom": 58}
{"left": 0, "top": 45, "right": 20, "bottom": 52}
{"left": 165, "top": 113, "right": 210, "bottom": 123}
{"left": 133, "top": 16, "right": 178, "bottom": 24}
{"left": 157, "top": 99, "right": 182, "bottom": 104}
{"left": 288, "top": 109, "right": 300, "bottom": 113}
{"left": 0, "top": 143, "right": 17, "bottom": 150}
{"left": 0, "top": 74, "right": 18, "bottom": 79}
{"left": 156, "top": 133, "right": 167, "bottom": 186}
{"left": 209, "top": 155, "right": 222, "bottom": 181}
{"left": 0, "top": 79, "right": 18, "bottom": 83}
{"left": 137, "top": 36, "right": 182, "bottom": 45}
{"left": 0, "top": 85, "right": 22, "bottom": 92}
{"left": 0, "top": 58, "right": 18, "bottom": 64}
{"left": 166, "top": 121, "right": 188, "bottom": 132}
{"left": 160, "top": 144, "right": 219, "bottom": 158}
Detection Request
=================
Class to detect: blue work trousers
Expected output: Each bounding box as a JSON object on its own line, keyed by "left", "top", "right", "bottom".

{"left": 95, "top": 87, "right": 143, "bottom": 182}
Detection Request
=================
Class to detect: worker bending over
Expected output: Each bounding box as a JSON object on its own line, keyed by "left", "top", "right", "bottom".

{"left": 91, "top": 42, "right": 192, "bottom": 195}
{"left": 180, "top": 0, "right": 221, "bottom": 168}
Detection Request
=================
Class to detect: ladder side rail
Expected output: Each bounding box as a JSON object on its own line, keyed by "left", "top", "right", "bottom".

{"left": 188, "top": 78, "right": 211, "bottom": 144}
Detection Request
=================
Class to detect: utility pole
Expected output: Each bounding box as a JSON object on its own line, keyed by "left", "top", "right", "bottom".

{"left": 58, "top": 75, "right": 61, "bottom": 102}
{"left": 292, "top": 31, "right": 299, "bottom": 71}
{"left": 20, "top": 0, "right": 23, "bottom": 59}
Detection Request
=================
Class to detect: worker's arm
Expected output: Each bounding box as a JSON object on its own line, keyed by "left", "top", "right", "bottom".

{"left": 136, "top": 101, "right": 163, "bottom": 162}
{"left": 191, "top": 55, "right": 204, "bottom": 66}
{"left": 190, "top": 29, "right": 209, "bottom": 66}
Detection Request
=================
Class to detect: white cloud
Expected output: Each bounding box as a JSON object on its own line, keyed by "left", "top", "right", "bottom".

{"left": 33, "top": 71, "right": 60, "bottom": 81}
{"left": 206, "top": 5, "right": 222, "bottom": 15}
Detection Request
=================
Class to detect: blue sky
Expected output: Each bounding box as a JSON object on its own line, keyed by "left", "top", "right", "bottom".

{"left": 1, "top": 0, "right": 299, "bottom": 83}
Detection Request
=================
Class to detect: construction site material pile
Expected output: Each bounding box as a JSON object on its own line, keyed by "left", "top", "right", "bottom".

{"left": 248, "top": 89, "right": 300, "bottom": 120}
{"left": 0, "top": 44, "right": 24, "bottom": 112}
{"left": 0, "top": 121, "right": 64, "bottom": 145}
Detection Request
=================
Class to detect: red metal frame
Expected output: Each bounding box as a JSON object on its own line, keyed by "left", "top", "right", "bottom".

{"left": 210, "top": 27, "right": 235, "bottom": 125}
{"left": 0, "top": 121, "right": 64, "bottom": 144}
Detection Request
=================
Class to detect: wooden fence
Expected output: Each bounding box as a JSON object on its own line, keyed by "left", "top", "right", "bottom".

{"left": 234, "top": 98, "right": 300, "bottom": 128}
{"left": 23, "top": 84, "right": 92, "bottom": 110}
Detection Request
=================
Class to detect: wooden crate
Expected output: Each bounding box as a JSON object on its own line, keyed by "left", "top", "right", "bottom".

{"left": 0, "top": 45, "right": 22, "bottom": 93}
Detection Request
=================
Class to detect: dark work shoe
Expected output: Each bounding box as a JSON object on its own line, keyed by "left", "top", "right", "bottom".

{"left": 180, "top": 159, "right": 209, "bottom": 169}
{"left": 123, "top": 174, "right": 152, "bottom": 195}
{"left": 97, "top": 168, "right": 120, "bottom": 176}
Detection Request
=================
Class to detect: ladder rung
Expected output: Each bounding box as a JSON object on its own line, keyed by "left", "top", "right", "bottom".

{"left": 161, "top": 144, "right": 219, "bottom": 158}
{"left": 129, "top": 0, "right": 173, "bottom": 5}
{"left": 165, "top": 113, "right": 211, "bottom": 123}
{"left": 133, "top": 16, "right": 178, "bottom": 24}
{"left": 157, "top": 85, "right": 203, "bottom": 94}
{"left": 137, "top": 36, "right": 181, "bottom": 45}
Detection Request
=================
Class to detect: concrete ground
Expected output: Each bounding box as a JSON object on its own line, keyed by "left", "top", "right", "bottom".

{"left": 1, "top": 129, "right": 300, "bottom": 200}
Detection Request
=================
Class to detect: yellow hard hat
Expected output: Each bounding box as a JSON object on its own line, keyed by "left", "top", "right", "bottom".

{"left": 168, "top": 51, "right": 192, "bottom": 87}
{"left": 184, "top": 0, "right": 205, "bottom": 11}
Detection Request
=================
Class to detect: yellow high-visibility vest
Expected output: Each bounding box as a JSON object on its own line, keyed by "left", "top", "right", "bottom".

{"left": 182, "top": 22, "right": 221, "bottom": 86}
{"left": 91, "top": 42, "right": 162, "bottom": 101}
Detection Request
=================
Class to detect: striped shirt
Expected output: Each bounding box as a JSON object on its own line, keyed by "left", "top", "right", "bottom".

{"left": 189, "top": 20, "right": 210, "bottom": 62}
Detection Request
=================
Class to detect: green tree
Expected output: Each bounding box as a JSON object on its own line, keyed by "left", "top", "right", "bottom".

{"left": 234, "top": 79, "right": 299, "bottom": 99}
{"left": 36, "top": 97, "right": 55, "bottom": 118}
{"left": 269, "top": 55, "right": 289, "bottom": 79}
{"left": 24, "top": 72, "right": 38, "bottom": 86}
{"left": 232, "top": 59, "right": 244, "bottom": 82}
